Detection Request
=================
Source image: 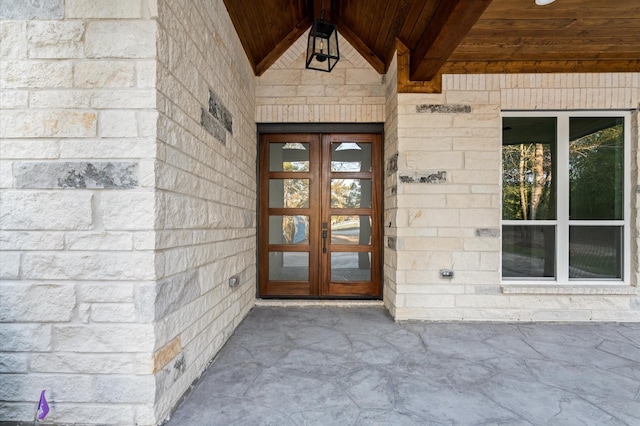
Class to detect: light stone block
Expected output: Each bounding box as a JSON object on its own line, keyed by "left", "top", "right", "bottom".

{"left": 0, "top": 161, "right": 12, "bottom": 188}
{"left": 100, "top": 191, "right": 155, "bottom": 230}
{"left": 66, "top": 0, "right": 143, "bottom": 18}
{"left": 95, "top": 375, "right": 155, "bottom": 403}
{"left": 30, "top": 352, "right": 152, "bottom": 374}
{"left": 0, "top": 90, "right": 28, "bottom": 108}
{"left": 136, "top": 60, "right": 156, "bottom": 88}
{"left": 27, "top": 21, "right": 84, "bottom": 58}
{"left": 22, "top": 252, "right": 155, "bottom": 280}
{"left": 0, "top": 374, "right": 93, "bottom": 403}
{"left": 54, "top": 324, "right": 154, "bottom": 352}
{"left": 0, "top": 21, "right": 27, "bottom": 58}
{"left": 0, "top": 191, "right": 93, "bottom": 230}
{"left": 79, "top": 283, "right": 134, "bottom": 303}
{"left": 85, "top": 21, "right": 157, "bottom": 59}
{"left": 0, "top": 252, "right": 20, "bottom": 279}
{"left": 100, "top": 110, "right": 139, "bottom": 137}
{"left": 0, "top": 110, "right": 97, "bottom": 138}
{"left": 75, "top": 61, "right": 136, "bottom": 88}
{"left": 0, "top": 139, "right": 60, "bottom": 160}
{"left": 404, "top": 151, "right": 463, "bottom": 170}
{"left": 90, "top": 303, "right": 138, "bottom": 322}
{"left": 0, "top": 324, "right": 51, "bottom": 351}
{"left": 0, "top": 283, "right": 75, "bottom": 321}
{"left": 65, "top": 232, "right": 133, "bottom": 251}
{"left": 60, "top": 138, "right": 155, "bottom": 159}
{"left": 0, "top": 231, "right": 64, "bottom": 251}
{"left": 464, "top": 151, "right": 500, "bottom": 171}
{"left": 0, "top": 60, "right": 73, "bottom": 88}
{"left": 91, "top": 89, "right": 156, "bottom": 108}
{"left": 29, "top": 90, "right": 91, "bottom": 108}
{"left": 460, "top": 209, "right": 500, "bottom": 228}
{"left": 0, "top": 353, "right": 28, "bottom": 373}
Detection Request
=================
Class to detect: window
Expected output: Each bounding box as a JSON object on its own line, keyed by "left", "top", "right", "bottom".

{"left": 502, "top": 112, "right": 629, "bottom": 283}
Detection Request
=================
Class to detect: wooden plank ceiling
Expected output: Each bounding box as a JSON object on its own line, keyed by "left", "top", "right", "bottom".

{"left": 223, "top": 0, "right": 640, "bottom": 81}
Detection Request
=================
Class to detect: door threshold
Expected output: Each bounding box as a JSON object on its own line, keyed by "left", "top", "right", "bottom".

{"left": 255, "top": 299, "right": 385, "bottom": 308}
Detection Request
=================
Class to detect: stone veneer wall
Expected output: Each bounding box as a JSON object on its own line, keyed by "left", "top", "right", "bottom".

{"left": 0, "top": 1, "right": 159, "bottom": 424}
{"left": 256, "top": 33, "right": 386, "bottom": 123}
{"left": 392, "top": 72, "right": 640, "bottom": 321}
{"left": 0, "top": 0, "right": 255, "bottom": 424}
{"left": 153, "top": 0, "right": 256, "bottom": 422}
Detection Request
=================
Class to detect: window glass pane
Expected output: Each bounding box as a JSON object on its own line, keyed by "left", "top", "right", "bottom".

{"left": 569, "top": 226, "right": 622, "bottom": 279}
{"left": 269, "top": 179, "right": 309, "bottom": 208}
{"left": 331, "top": 215, "right": 371, "bottom": 245}
{"left": 502, "top": 117, "right": 556, "bottom": 220}
{"left": 502, "top": 225, "right": 555, "bottom": 278}
{"left": 331, "top": 179, "right": 371, "bottom": 208}
{"left": 569, "top": 117, "right": 624, "bottom": 220}
{"left": 269, "top": 143, "right": 309, "bottom": 172}
{"left": 269, "top": 252, "right": 309, "bottom": 281}
{"left": 269, "top": 215, "right": 309, "bottom": 244}
{"left": 331, "top": 142, "right": 371, "bottom": 172}
{"left": 331, "top": 252, "right": 371, "bottom": 281}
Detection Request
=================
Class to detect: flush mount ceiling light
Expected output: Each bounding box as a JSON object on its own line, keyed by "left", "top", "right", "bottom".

{"left": 535, "top": 0, "right": 556, "bottom": 5}
{"left": 306, "top": 0, "right": 339, "bottom": 72}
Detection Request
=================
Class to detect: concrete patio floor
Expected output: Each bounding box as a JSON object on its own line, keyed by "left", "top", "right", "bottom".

{"left": 164, "top": 306, "right": 640, "bottom": 425}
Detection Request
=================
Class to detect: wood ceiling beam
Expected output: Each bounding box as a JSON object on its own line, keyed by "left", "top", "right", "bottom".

{"left": 409, "top": 0, "right": 492, "bottom": 81}
{"left": 332, "top": 13, "right": 386, "bottom": 74}
{"left": 440, "top": 59, "right": 640, "bottom": 74}
{"left": 255, "top": 16, "right": 312, "bottom": 76}
{"left": 397, "top": 40, "right": 442, "bottom": 94}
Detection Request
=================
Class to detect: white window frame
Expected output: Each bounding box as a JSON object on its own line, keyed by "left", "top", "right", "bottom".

{"left": 501, "top": 110, "right": 631, "bottom": 286}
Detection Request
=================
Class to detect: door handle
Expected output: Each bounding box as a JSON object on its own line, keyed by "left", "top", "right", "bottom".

{"left": 322, "top": 223, "right": 328, "bottom": 253}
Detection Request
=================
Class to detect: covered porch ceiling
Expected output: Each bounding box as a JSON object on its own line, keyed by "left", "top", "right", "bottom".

{"left": 223, "top": 0, "right": 640, "bottom": 91}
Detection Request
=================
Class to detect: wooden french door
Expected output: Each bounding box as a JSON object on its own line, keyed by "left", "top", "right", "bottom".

{"left": 258, "top": 133, "right": 382, "bottom": 298}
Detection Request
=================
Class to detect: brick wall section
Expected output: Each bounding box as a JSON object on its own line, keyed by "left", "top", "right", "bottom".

{"left": 153, "top": 0, "right": 256, "bottom": 422}
{"left": 392, "top": 72, "right": 640, "bottom": 321}
{"left": 0, "top": 1, "right": 158, "bottom": 424}
{"left": 256, "top": 33, "right": 386, "bottom": 123}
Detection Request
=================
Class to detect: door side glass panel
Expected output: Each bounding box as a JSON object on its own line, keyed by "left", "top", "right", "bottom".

{"left": 569, "top": 117, "right": 624, "bottom": 220}
{"left": 331, "top": 142, "right": 372, "bottom": 171}
{"left": 502, "top": 117, "right": 557, "bottom": 221}
{"left": 330, "top": 179, "right": 371, "bottom": 208}
{"left": 569, "top": 226, "right": 622, "bottom": 279}
{"left": 502, "top": 225, "right": 555, "bottom": 278}
{"left": 268, "top": 252, "right": 309, "bottom": 281}
{"left": 269, "top": 179, "right": 309, "bottom": 208}
{"left": 269, "top": 215, "right": 309, "bottom": 244}
{"left": 269, "top": 143, "right": 310, "bottom": 172}
{"left": 331, "top": 252, "right": 371, "bottom": 281}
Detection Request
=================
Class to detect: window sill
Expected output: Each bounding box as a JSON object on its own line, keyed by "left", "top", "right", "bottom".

{"left": 501, "top": 284, "right": 637, "bottom": 295}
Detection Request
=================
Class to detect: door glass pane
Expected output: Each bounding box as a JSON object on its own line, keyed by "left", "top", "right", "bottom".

{"left": 269, "top": 143, "right": 310, "bottom": 172}
{"left": 331, "top": 179, "right": 371, "bottom": 208}
{"left": 269, "top": 215, "right": 309, "bottom": 244}
{"left": 269, "top": 252, "right": 309, "bottom": 281}
{"left": 331, "top": 215, "right": 371, "bottom": 244}
{"left": 570, "top": 117, "right": 624, "bottom": 220}
{"left": 569, "top": 226, "right": 622, "bottom": 279}
{"left": 331, "top": 252, "right": 371, "bottom": 281}
{"left": 269, "top": 179, "right": 309, "bottom": 208}
{"left": 502, "top": 117, "right": 556, "bottom": 220}
{"left": 331, "top": 142, "right": 371, "bottom": 171}
{"left": 502, "top": 225, "right": 555, "bottom": 278}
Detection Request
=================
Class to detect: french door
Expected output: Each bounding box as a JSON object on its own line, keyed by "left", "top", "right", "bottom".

{"left": 258, "top": 133, "right": 382, "bottom": 298}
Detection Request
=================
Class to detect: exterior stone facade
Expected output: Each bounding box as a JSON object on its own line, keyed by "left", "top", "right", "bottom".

{"left": 1, "top": 0, "right": 255, "bottom": 424}
{"left": 1, "top": 0, "right": 639, "bottom": 424}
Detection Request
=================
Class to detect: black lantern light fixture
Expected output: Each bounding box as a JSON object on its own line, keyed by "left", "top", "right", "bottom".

{"left": 305, "top": 1, "right": 339, "bottom": 72}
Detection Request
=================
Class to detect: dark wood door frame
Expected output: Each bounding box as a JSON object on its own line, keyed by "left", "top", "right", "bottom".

{"left": 257, "top": 124, "right": 384, "bottom": 299}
